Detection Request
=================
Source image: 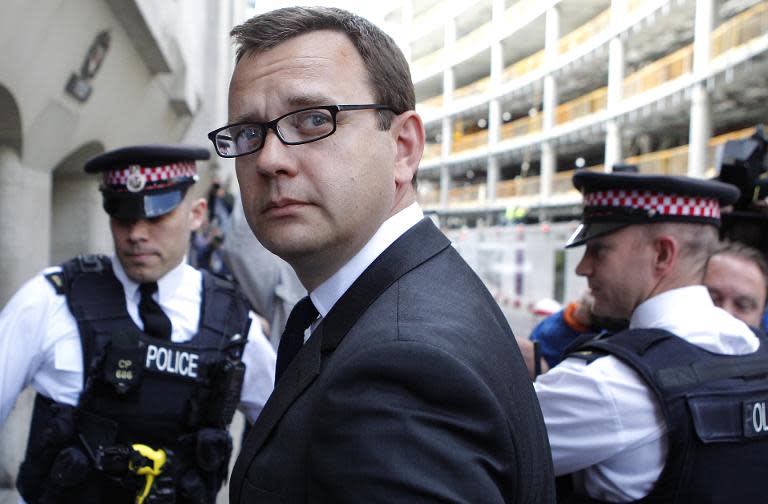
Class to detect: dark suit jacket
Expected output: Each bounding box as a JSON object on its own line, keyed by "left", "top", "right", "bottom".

{"left": 230, "top": 219, "right": 554, "bottom": 503}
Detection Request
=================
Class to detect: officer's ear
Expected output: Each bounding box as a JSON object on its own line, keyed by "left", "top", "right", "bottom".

{"left": 189, "top": 198, "right": 208, "bottom": 232}
{"left": 651, "top": 233, "right": 678, "bottom": 277}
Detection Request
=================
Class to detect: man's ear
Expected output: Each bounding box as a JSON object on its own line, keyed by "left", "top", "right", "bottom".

{"left": 392, "top": 111, "right": 425, "bottom": 187}
{"left": 189, "top": 197, "right": 208, "bottom": 232}
{"left": 652, "top": 234, "right": 678, "bottom": 276}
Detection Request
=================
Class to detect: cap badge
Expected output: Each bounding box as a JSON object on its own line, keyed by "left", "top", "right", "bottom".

{"left": 126, "top": 165, "right": 146, "bottom": 193}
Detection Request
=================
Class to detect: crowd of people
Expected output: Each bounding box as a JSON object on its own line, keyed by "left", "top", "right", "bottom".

{"left": 0, "top": 5, "right": 766, "bottom": 504}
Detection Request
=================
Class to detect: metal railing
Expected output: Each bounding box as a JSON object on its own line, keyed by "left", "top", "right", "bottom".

{"left": 419, "top": 128, "right": 756, "bottom": 207}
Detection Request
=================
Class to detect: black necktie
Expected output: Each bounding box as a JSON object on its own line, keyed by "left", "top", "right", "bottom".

{"left": 138, "top": 282, "right": 172, "bottom": 340}
{"left": 275, "top": 297, "right": 318, "bottom": 381}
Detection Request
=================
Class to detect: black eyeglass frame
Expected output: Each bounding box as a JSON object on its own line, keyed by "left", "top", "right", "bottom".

{"left": 207, "top": 104, "right": 395, "bottom": 158}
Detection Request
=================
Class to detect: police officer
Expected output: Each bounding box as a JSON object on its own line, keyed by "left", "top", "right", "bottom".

{"left": 0, "top": 145, "right": 276, "bottom": 503}
{"left": 535, "top": 171, "right": 768, "bottom": 502}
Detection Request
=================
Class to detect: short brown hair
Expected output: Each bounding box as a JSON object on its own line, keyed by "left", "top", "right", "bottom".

{"left": 231, "top": 6, "right": 414, "bottom": 130}
{"left": 711, "top": 241, "right": 768, "bottom": 303}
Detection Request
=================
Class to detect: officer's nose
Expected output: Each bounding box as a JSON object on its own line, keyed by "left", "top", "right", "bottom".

{"left": 575, "top": 251, "right": 591, "bottom": 277}
{"left": 126, "top": 219, "right": 151, "bottom": 242}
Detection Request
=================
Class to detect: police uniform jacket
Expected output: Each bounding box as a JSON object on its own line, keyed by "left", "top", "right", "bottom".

{"left": 0, "top": 257, "right": 276, "bottom": 426}
{"left": 534, "top": 285, "right": 759, "bottom": 501}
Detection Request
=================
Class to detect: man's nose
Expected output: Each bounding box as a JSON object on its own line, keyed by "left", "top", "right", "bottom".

{"left": 255, "top": 129, "right": 298, "bottom": 178}
{"left": 575, "top": 253, "right": 590, "bottom": 277}
{"left": 127, "top": 219, "right": 151, "bottom": 241}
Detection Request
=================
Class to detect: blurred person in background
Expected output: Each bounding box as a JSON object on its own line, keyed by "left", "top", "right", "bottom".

{"left": 705, "top": 241, "right": 768, "bottom": 329}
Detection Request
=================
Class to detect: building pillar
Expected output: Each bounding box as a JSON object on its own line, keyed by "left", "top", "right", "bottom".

{"left": 0, "top": 147, "right": 52, "bottom": 498}
{"left": 688, "top": 0, "right": 714, "bottom": 177}
{"left": 487, "top": 156, "right": 499, "bottom": 204}
{"left": 0, "top": 148, "right": 52, "bottom": 306}
{"left": 401, "top": 0, "right": 414, "bottom": 61}
{"left": 604, "top": 34, "right": 625, "bottom": 170}
{"left": 541, "top": 141, "right": 555, "bottom": 202}
{"left": 439, "top": 17, "right": 456, "bottom": 208}
{"left": 486, "top": 0, "right": 505, "bottom": 203}
{"left": 488, "top": 95, "right": 501, "bottom": 204}
{"left": 605, "top": 122, "right": 622, "bottom": 172}
{"left": 540, "top": 6, "right": 559, "bottom": 203}
{"left": 440, "top": 164, "right": 452, "bottom": 208}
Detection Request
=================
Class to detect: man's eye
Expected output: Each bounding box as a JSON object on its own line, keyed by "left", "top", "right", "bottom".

{"left": 294, "top": 111, "right": 331, "bottom": 130}
{"left": 241, "top": 126, "right": 261, "bottom": 140}
{"left": 735, "top": 297, "right": 758, "bottom": 313}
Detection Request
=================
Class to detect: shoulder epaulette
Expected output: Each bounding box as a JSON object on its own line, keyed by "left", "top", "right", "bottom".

{"left": 568, "top": 349, "right": 605, "bottom": 364}
{"left": 44, "top": 271, "right": 66, "bottom": 295}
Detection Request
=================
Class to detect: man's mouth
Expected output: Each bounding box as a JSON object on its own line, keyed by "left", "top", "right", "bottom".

{"left": 263, "top": 198, "right": 308, "bottom": 214}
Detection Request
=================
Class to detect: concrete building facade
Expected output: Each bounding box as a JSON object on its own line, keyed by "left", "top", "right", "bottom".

{"left": 0, "top": 0, "right": 245, "bottom": 500}
{"left": 382, "top": 0, "right": 768, "bottom": 225}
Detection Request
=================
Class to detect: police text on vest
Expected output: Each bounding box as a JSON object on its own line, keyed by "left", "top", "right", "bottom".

{"left": 744, "top": 399, "right": 768, "bottom": 437}
{"left": 145, "top": 344, "right": 199, "bottom": 378}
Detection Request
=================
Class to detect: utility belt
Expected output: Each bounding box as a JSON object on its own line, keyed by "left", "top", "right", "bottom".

{"left": 17, "top": 396, "right": 232, "bottom": 504}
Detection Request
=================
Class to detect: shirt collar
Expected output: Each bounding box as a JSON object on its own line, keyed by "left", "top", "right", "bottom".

{"left": 112, "top": 255, "right": 188, "bottom": 304}
{"left": 311, "top": 203, "right": 424, "bottom": 317}
{"left": 630, "top": 285, "right": 759, "bottom": 354}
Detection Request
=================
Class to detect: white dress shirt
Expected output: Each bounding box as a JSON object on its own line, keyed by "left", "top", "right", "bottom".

{"left": 307, "top": 202, "right": 424, "bottom": 338}
{"left": 534, "top": 285, "right": 759, "bottom": 502}
{"left": 0, "top": 257, "right": 276, "bottom": 426}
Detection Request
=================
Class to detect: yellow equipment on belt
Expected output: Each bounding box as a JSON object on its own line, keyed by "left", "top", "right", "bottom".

{"left": 129, "top": 444, "right": 168, "bottom": 504}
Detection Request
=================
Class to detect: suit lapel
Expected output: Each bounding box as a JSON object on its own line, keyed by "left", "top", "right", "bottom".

{"left": 319, "top": 218, "right": 450, "bottom": 352}
{"left": 231, "top": 218, "right": 450, "bottom": 494}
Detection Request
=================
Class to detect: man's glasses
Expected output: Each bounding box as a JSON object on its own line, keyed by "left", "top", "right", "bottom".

{"left": 208, "top": 104, "right": 394, "bottom": 158}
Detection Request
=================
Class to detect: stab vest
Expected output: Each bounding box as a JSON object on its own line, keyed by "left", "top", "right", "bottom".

{"left": 17, "top": 255, "right": 253, "bottom": 504}
{"left": 559, "top": 328, "right": 768, "bottom": 504}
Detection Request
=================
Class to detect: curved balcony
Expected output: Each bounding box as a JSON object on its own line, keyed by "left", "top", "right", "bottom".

{"left": 419, "top": 127, "right": 755, "bottom": 210}
{"left": 454, "top": 22, "right": 493, "bottom": 63}
{"left": 500, "top": 114, "right": 543, "bottom": 141}
{"left": 557, "top": 8, "right": 610, "bottom": 55}
{"left": 501, "top": 50, "right": 546, "bottom": 83}
{"left": 555, "top": 87, "right": 607, "bottom": 125}
{"left": 453, "top": 128, "right": 490, "bottom": 154}
{"left": 454, "top": 75, "right": 492, "bottom": 101}
{"left": 623, "top": 45, "right": 693, "bottom": 100}
{"left": 712, "top": 1, "right": 768, "bottom": 58}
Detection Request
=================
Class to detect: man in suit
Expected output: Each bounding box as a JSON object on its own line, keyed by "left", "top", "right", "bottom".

{"left": 208, "top": 6, "right": 554, "bottom": 503}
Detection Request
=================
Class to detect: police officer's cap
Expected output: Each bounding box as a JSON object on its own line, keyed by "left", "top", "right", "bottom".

{"left": 565, "top": 171, "right": 740, "bottom": 248}
{"left": 84, "top": 144, "right": 209, "bottom": 219}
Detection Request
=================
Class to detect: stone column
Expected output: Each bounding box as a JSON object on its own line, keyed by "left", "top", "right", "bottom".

{"left": 486, "top": 0, "right": 506, "bottom": 204}
{"left": 440, "top": 16, "right": 456, "bottom": 208}
{"left": 0, "top": 147, "right": 52, "bottom": 501}
{"left": 688, "top": 0, "right": 714, "bottom": 177}
{"left": 540, "top": 6, "right": 559, "bottom": 202}
{"left": 0, "top": 148, "right": 52, "bottom": 306}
